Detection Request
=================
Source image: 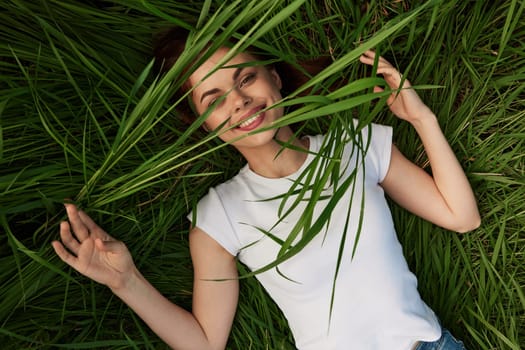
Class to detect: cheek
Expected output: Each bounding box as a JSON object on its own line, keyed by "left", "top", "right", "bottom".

{"left": 203, "top": 108, "right": 230, "bottom": 129}
{"left": 192, "top": 97, "right": 218, "bottom": 119}
{"left": 267, "top": 82, "right": 283, "bottom": 101}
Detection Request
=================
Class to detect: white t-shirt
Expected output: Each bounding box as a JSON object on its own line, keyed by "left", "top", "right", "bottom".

{"left": 189, "top": 123, "right": 441, "bottom": 349}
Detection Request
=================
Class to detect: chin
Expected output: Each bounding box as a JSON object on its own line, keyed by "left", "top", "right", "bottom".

{"left": 231, "top": 128, "right": 279, "bottom": 149}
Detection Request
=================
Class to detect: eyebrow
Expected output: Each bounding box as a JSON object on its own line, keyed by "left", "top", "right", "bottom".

{"left": 232, "top": 66, "right": 244, "bottom": 81}
{"left": 199, "top": 67, "right": 245, "bottom": 104}
{"left": 199, "top": 88, "right": 220, "bottom": 104}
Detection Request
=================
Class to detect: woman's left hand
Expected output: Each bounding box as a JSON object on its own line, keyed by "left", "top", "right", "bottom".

{"left": 359, "top": 50, "right": 432, "bottom": 124}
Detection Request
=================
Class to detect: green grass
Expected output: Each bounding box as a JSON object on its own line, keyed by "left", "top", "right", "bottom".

{"left": 1, "top": 0, "right": 524, "bottom": 349}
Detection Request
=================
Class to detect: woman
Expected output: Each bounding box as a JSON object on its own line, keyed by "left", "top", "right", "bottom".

{"left": 52, "top": 28, "right": 480, "bottom": 349}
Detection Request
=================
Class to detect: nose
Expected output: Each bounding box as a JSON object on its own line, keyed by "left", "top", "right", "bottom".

{"left": 232, "top": 88, "right": 252, "bottom": 113}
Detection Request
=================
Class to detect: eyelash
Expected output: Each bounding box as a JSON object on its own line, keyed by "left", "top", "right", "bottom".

{"left": 207, "top": 98, "right": 218, "bottom": 107}
{"left": 206, "top": 72, "right": 257, "bottom": 107}
{"left": 239, "top": 72, "right": 256, "bottom": 88}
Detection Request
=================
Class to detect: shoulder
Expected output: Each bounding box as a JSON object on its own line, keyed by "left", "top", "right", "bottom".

{"left": 198, "top": 165, "right": 250, "bottom": 204}
{"left": 189, "top": 226, "right": 237, "bottom": 260}
{"left": 358, "top": 120, "right": 393, "bottom": 144}
{"left": 352, "top": 120, "right": 393, "bottom": 182}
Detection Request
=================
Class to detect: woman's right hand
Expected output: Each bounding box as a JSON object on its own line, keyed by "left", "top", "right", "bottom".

{"left": 52, "top": 203, "right": 136, "bottom": 291}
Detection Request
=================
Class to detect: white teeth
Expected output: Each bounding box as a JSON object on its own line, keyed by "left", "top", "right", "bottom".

{"left": 239, "top": 115, "right": 258, "bottom": 128}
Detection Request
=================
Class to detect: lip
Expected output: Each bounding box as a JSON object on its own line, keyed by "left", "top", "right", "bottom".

{"left": 235, "top": 105, "right": 266, "bottom": 131}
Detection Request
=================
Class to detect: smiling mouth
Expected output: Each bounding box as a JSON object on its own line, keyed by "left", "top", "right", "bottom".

{"left": 236, "top": 105, "right": 266, "bottom": 131}
{"left": 239, "top": 115, "right": 260, "bottom": 128}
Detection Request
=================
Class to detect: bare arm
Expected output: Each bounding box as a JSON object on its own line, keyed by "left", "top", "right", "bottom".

{"left": 52, "top": 204, "right": 238, "bottom": 350}
{"left": 189, "top": 227, "right": 239, "bottom": 349}
{"left": 113, "top": 227, "right": 238, "bottom": 350}
{"left": 360, "top": 51, "right": 480, "bottom": 232}
{"left": 382, "top": 141, "right": 480, "bottom": 233}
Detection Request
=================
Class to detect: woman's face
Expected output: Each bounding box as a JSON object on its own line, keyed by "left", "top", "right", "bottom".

{"left": 188, "top": 47, "right": 283, "bottom": 150}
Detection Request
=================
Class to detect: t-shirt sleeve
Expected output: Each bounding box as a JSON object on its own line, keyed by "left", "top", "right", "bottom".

{"left": 364, "top": 123, "right": 393, "bottom": 183}
{"left": 187, "top": 188, "right": 240, "bottom": 256}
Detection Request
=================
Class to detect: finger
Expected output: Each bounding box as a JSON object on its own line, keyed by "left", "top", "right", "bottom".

{"left": 59, "top": 221, "right": 81, "bottom": 254}
{"left": 376, "top": 67, "right": 410, "bottom": 88}
{"left": 360, "top": 50, "right": 391, "bottom": 66}
{"left": 77, "top": 210, "right": 113, "bottom": 241}
{"left": 360, "top": 49, "right": 375, "bottom": 59}
{"left": 359, "top": 52, "right": 374, "bottom": 65}
{"left": 361, "top": 49, "right": 379, "bottom": 59}
{"left": 65, "top": 203, "right": 89, "bottom": 242}
{"left": 52, "top": 240, "right": 79, "bottom": 269}
{"left": 376, "top": 66, "right": 402, "bottom": 77}
{"left": 76, "top": 209, "right": 115, "bottom": 241}
{"left": 372, "top": 86, "right": 396, "bottom": 106}
{"left": 376, "top": 55, "right": 392, "bottom": 66}
{"left": 77, "top": 209, "right": 98, "bottom": 231}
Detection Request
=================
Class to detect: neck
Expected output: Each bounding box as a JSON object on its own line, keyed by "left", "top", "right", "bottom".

{"left": 238, "top": 126, "right": 309, "bottom": 179}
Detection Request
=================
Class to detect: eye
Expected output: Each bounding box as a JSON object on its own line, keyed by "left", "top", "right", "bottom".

{"left": 207, "top": 98, "right": 217, "bottom": 108}
{"left": 239, "top": 72, "right": 256, "bottom": 88}
{"left": 207, "top": 95, "right": 226, "bottom": 108}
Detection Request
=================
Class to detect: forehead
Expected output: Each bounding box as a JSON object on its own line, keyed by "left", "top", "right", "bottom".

{"left": 188, "top": 47, "right": 257, "bottom": 88}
